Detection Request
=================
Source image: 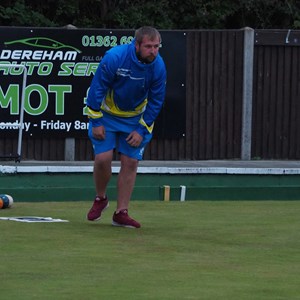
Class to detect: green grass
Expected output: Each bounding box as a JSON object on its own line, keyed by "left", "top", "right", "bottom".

{"left": 1, "top": 200, "right": 300, "bottom": 300}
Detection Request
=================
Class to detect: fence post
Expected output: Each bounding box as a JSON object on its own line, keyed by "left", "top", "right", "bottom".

{"left": 64, "top": 138, "right": 75, "bottom": 161}
{"left": 241, "top": 27, "right": 254, "bottom": 160}
{"left": 63, "top": 24, "right": 77, "bottom": 162}
{"left": 0, "top": 63, "right": 27, "bottom": 162}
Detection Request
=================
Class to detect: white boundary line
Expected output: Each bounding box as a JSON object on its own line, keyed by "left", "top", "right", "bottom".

{"left": 2, "top": 165, "right": 300, "bottom": 175}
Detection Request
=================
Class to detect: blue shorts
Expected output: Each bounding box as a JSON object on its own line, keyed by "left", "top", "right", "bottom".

{"left": 88, "top": 112, "right": 152, "bottom": 160}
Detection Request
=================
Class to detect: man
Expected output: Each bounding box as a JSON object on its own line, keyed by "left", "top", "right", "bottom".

{"left": 86, "top": 26, "right": 167, "bottom": 228}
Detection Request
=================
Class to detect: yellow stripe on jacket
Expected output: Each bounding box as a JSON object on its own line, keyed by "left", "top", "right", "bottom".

{"left": 101, "top": 90, "right": 148, "bottom": 117}
{"left": 139, "top": 117, "right": 154, "bottom": 134}
{"left": 87, "top": 107, "right": 103, "bottom": 119}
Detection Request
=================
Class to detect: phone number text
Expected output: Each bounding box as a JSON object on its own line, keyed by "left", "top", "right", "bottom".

{"left": 82, "top": 35, "right": 134, "bottom": 48}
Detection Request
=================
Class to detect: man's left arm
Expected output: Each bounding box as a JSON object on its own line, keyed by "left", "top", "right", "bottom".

{"left": 136, "top": 67, "right": 167, "bottom": 137}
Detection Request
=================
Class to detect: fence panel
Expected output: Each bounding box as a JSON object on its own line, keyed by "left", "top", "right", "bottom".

{"left": 253, "top": 30, "right": 300, "bottom": 159}
{"left": 0, "top": 29, "right": 245, "bottom": 161}
{"left": 186, "top": 30, "right": 244, "bottom": 160}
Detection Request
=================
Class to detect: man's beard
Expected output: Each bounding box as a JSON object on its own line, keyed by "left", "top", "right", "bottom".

{"left": 136, "top": 52, "right": 155, "bottom": 64}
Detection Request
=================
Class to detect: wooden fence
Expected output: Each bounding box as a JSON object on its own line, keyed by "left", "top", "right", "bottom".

{"left": 1, "top": 28, "right": 300, "bottom": 161}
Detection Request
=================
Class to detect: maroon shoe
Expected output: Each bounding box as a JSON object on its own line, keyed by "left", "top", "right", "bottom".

{"left": 87, "top": 196, "right": 109, "bottom": 221}
{"left": 112, "top": 209, "right": 141, "bottom": 228}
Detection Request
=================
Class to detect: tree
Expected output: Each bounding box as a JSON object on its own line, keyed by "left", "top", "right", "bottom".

{"left": 1, "top": 0, "right": 300, "bottom": 29}
{"left": 225, "top": 0, "right": 300, "bottom": 29}
{"left": 0, "top": 0, "right": 55, "bottom": 26}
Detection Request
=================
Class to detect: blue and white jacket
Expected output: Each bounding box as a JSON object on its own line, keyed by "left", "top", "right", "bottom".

{"left": 87, "top": 40, "right": 166, "bottom": 136}
{"left": 86, "top": 39, "right": 167, "bottom": 137}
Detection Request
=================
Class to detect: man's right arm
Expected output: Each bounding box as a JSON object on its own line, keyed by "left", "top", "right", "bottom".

{"left": 86, "top": 53, "right": 117, "bottom": 127}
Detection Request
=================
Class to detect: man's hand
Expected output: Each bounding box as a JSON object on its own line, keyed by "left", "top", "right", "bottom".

{"left": 126, "top": 131, "right": 143, "bottom": 147}
{"left": 92, "top": 126, "right": 106, "bottom": 140}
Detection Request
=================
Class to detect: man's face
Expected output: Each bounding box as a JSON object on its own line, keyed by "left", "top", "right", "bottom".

{"left": 135, "top": 35, "right": 160, "bottom": 63}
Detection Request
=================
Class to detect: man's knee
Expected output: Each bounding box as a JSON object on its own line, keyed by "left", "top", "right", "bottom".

{"left": 120, "top": 155, "right": 138, "bottom": 172}
{"left": 94, "top": 150, "right": 113, "bottom": 165}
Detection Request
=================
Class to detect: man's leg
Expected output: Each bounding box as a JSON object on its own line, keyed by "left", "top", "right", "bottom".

{"left": 112, "top": 154, "right": 141, "bottom": 228}
{"left": 93, "top": 150, "right": 114, "bottom": 197}
{"left": 116, "top": 154, "right": 138, "bottom": 211}
{"left": 87, "top": 150, "right": 113, "bottom": 221}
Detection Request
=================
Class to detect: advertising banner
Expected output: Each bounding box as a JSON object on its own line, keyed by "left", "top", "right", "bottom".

{"left": 0, "top": 27, "right": 186, "bottom": 138}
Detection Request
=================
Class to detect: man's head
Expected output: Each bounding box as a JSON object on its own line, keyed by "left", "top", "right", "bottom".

{"left": 134, "top": 26, "right": 161, "bottom": 64}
